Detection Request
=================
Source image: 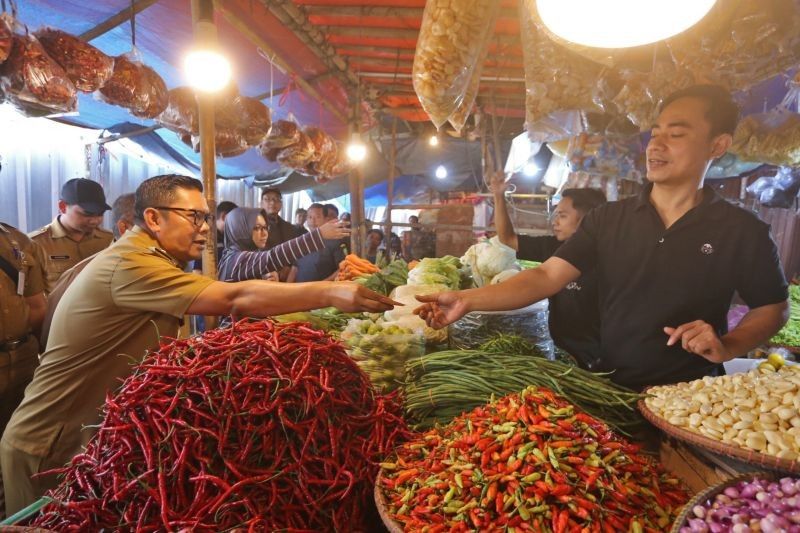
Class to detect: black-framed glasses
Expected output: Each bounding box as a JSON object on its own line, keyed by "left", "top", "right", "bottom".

{"left": 153, "top": 206, "right": 213, "bottom": 228}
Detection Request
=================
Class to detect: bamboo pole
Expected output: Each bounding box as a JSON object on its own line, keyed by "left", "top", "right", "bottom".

{"left": 385, "top": 117, "right": 397, "bottom": 250}
{"left": 191, "top": 0, "right": 219, "bottom": 330}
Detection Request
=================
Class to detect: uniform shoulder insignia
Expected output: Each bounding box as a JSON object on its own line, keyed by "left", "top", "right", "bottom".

{"left": 27, "top": 225, "right": 51, "bottom": 239}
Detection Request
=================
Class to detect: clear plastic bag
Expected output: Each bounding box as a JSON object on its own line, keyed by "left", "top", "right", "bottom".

{"left": 612, "top": 62, "right": 696, "bottom": 131}
{"left": 566, "top": 132, "right": 643, "bottom": 182}
{"left": 262, "top": 119, "right": 300, "bottom": 149}
{"left": 277, "top": 131, "right": 316, "bottom": 169}
{"left": 448, "top": 299, "right": 554, "bottom": 358}
{"left": 237, "top": 96, "right": 271, "bottom": 147}
{"left": 341, "top": 318, "right": 425, "bottom": 392}
{"left": 412, "top": 0, "right": 499, "bottom": 128}
{"left": 98, "top": 50, "right": 167, "bottom": 118}
{"left": 746, "top": 167, "right": 800, "bottom": 208}
{"left": 0, "top": 27, "right": 77, "bottom": 115}
{"left": 0, "top": 14, "right": 13, "bottom": 65}
{"left": 731, "top": 81, "right": 800, "bottom": 167}
{"left": 158, "top": 87, "right": 198, "bottom": 135}
{"left": 35, "top": 27, "right": 113, "bottom": 92}
{"left": 190, "top": 129, "right": 248, "bottom": 158}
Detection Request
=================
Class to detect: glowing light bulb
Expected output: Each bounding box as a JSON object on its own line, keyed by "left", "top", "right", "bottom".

{"left": 184, "top": 49, "right": 232, "bottom": 92}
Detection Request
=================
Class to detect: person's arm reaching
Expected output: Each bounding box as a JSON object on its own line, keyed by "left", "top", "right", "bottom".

{"left": 664, "top": 302, "right": 788, "bottom": 363}
{"left": 489, "top": 171, "right": 519, "bottom": 251}
{"left": 26, "top": 292, "right": 47, "bottom": 336}
{"left": 188, "top": 280, "right": 400, "bottom": 318}
{"left": 414, "top": 256, "right": 580, "bottom": 329}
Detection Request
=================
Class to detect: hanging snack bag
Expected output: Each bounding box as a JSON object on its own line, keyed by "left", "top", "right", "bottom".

{"left": 412, "top": 0, "right": 499, "bottom": 128}
{"left": 158, "top": 86, "right": 198, "bottom": 134}
{"left": 237, "top": 96, "right": 272, "bottom": 147}
{"left": 35, "top": 28, "right": 113, "bottom": 92}
{"left": 0, "top": 13, "right": 13, "bottom": 65}
{"left": 99, "top": 51, "right": 167, "bottom": 118}
{"left": 277, "top": 130, "right": 316, "bottom": 169}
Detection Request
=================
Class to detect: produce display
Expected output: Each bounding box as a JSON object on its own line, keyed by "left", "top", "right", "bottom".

{"left": 354, "top": 259, "right": 409, "bottom": 296}
{"left": 461, "top": 236, "right": 518, "bottom": 287}
{"left": 99, "top": 52, "right": 168, "bottom": 118}
{"left": 379, "top": 386, "right": 688, "bottom": 532}
{"left": 412, "top": 0, "right": 498, "bottom": 128}
{"left": 33, "top": 320, "right": 409, "bottom": 531}
{"left": 35, "top": 28, "right": 113, "bottom": 92}
{"left": 770, "top": 284, "right": 800, "bottom": 347}
{"left": 342, "top": 318, "right": 425, "bottom": 392}
{"left": 403, "top": 343, "right": 643, "bottom": 433}
{"left": 645, "top": 356, "right": 800, "bottom": 461}
{"left": 337, "top": 253, "right": 380, "bottom": 281}
{"left": 407, "top": 255, "right": 463, "bottom": 290}
{"left": 384, "top": 284, "right": 450, "bottom": 345}
{"left": 0, "top": 31, "right": 77, "bottom": 115}
{"left": 679, "top": 476, "right": 800, "bottom": 533}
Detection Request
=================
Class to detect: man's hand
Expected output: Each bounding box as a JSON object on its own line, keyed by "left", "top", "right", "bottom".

{"left": 263, "top": 271, "right": 280, "bottom": 282}
{"left": 664, "top": 321, "right": 731, "bottom": 363}
{"left": 488, "top": 171, "right": 509, "bottom": 196}
{"left": 413, "top": 292, "right": 469, "bottom": 329}
{"left": 326, "top": 282, "right": 401, "bottom": 313}
{"left": 319, "top": 219, "right": 351, "bottom": 240}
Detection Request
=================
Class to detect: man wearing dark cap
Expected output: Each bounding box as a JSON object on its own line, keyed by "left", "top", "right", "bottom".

{"left": 28, "top": 179, "right": 113, "bottom": 293}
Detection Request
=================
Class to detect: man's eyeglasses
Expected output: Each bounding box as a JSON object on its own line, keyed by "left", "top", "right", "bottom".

{"left": 154, "top": 207, "right": 213, "bottom": 228}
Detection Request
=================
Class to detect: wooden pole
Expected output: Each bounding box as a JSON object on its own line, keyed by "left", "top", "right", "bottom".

{"left": 191, "top": 0, "right": 219, "bottom": 330}
{"left": 385, "top": 117, "right": 397, "bottom": 255}
{"left": 79, "top": 0, "right": 161, "bottom": 41}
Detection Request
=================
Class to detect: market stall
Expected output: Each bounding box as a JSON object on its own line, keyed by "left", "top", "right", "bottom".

{"left": 4, "top": 0, "right": 800, "bottom": 531}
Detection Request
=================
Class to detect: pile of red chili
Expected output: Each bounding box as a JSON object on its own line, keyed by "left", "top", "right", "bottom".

{"left": 33, "top": 319, "right": 409, "bottom": 532}
{"left": 379, "top": 386, "right": 688, "bottom": 533}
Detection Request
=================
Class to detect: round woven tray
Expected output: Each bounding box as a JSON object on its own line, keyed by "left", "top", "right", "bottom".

{"left": 373, "top": 471, "right": 404, "bottom": 533}
{"left": 638, "top": 395, "right": 800, "bottom": 474}
{"left": 669, "top": 471, "right": 779, "bottom": 533}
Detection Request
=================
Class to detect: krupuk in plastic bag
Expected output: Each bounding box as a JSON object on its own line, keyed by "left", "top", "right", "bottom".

{"left": 35, "top": 28, "right": 113, "bottom": 92}
{"left": 0, "top": 14, "right": 12, "bottom": 65}
{"left": 99, "top": 51, "right": 167, "bottom": 118}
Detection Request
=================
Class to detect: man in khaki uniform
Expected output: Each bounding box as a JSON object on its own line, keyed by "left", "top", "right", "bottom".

{"left": 0, "top": 222, "right": 46, "bottom": 518}
{"left": 29, "top": 178, "right": 113, "bottom": 293}
{"left": 1, "top": 174, "right": 398, "bottom": 513}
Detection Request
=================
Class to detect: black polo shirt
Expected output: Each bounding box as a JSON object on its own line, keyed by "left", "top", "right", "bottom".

{"left": 554, "top": 183, "right": 788, "bottom": 390}
{"left": 518, "top": 235, "right": 602, "bottom": 369}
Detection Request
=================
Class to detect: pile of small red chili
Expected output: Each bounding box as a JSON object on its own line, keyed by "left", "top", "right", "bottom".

{"left": 379, "top": 386, "right": 688, "bottom": 533}
{"left": 33, "top": 319, "right": 409, "bottom": 532}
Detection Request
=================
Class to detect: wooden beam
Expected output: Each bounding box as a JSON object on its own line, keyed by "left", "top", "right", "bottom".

{"left": 321, "top": 27, "right": 419, "bottom": 40}
{"left": 295, "top": 0, "right": 426, "bottom": 6}
{"left": 335, "top": 47, "right": 415, "bottom": 61}
{"left": 306, "top": 6, "right": 424, "bottom": 17}
{"left": 308, "top": 14, "right": 421, "bottom": 30}
{"left": 215, "top": 2, "right": 348, "bottom": 124}
{"left": 360, "top": 70, "right": 525, "bottom": 82}
{"left": 79, "top": 0, "right": 161, "bottom": 41}
{"left": 327, "top": 34, "right": 417, "bottom": 49}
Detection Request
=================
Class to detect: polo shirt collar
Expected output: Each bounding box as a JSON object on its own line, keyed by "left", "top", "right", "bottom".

{"left": 51, "top": 216, "right": 107, "bottom": 240}
{"left": 634, "top": 181, "right": 724, "bottom": 213}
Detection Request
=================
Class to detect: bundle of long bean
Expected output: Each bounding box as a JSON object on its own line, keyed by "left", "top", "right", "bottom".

{"left": 404, "top": 349, "right": 643, "bottom": 434}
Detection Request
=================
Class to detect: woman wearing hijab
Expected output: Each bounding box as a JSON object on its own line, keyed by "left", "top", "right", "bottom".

{"left": 218, "top": 207, "right": 348, "bottom": 282}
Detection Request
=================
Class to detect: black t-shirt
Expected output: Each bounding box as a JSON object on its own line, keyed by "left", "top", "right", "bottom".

{"left": 266, "top": 216, "right": 299, "bottom": 250}
{"left": 295, "top": 239, "right": 346, "bottom": 282}
{"left": 517, "top": 235, "right": 602, "bottom": 369}
{"left": 555, "top": 183, "right": 788, "bottom": 389}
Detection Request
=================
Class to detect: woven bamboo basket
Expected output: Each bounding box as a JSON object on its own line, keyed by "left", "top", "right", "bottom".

{"left": 669, "top": 471, "right": 779, "bottom": 533}
{"left": 374, "top": 471, "right": 404, "bottom": 533}
{"left": 639, "top": 396, "right": 800, "bottom": 474}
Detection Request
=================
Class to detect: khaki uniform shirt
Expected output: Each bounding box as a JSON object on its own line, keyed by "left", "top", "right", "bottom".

{"left": 28, "top": 216, "right": 113, "bottom": 294}
{"left": 0, "top": 224, "right": 45, "bottom": 344}
{"left": 2, "top": 226, "right": 214, "bottom": 458}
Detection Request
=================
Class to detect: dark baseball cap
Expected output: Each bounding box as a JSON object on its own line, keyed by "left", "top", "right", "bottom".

{"left": 60, "top": 179, "right": 111, "bottom": 214}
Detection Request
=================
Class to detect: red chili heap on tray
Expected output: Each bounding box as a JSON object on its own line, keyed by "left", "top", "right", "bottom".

{"left": 33, "top": 319, "right": 409, "bottom": 532}
{"left": 379, "top": 387, "right": 688, "bottom": 533}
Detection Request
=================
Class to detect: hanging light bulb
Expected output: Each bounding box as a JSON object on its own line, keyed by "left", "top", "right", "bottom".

{"left": 429, "top": 134, "right": 439, "bottom": 147}
{"left": 435, "top": 165, "right": 447, "bottom": 179}
{"left": 346, "top": 133, "right": 367, "bottom": 163}
{"left": 184, "top": 49, "right": 232, "bottom": 92}
{"left": 523, "top": 162, "right": 539, "bottom": 177}
{"left": 536, "top": 0, "right": 717, "bottom": 49}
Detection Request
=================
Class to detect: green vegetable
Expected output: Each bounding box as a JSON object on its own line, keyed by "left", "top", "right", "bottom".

{"left": 407, "top": 257, "right": 462, "bottom": 290}
{"left": 403, "top": 349, "right": 644, "bottom": 434}
{"left": 769, "top": 285, "right": 800, "bottom": 347}
{"left": 353, "top": 259, "right": 409, "bottom": 296}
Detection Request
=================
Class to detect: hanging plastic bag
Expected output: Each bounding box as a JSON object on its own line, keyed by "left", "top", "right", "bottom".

{"left": 303, "top": 126, "right": 333, "bottom": 163}
{"left": 261, "top": 119, "right": 300, "bottom": 150}
{"left": 237, "top": 96, "right": 271, "bottom": 147}
{"left": 0, "top": 13, "right": 12, "bottom": 65}
{"left": 746, "top": 167, "right": 800, "bottom": 209}
{"left": 731, "top": 79, "right": 800, "bottom": 166}
{"left": 412, "top": 0, "right": 499, "bottom": 128}
{"left": 190, "top": 129, "right": 248, "bottom": 158}
{"left": 35, "top": 28, "right": 113, "bottom": 92}
{"left": 0, "top": 27, "right": 77, "bottom": 116}
{"left": 277, "top": 131, "right": 316, "bottom": 169}
{"left": 98, "top": 50, "right": 167, "bottom": 118}
{"left": 158, "top": 87, "right": 198, "bottom": 134}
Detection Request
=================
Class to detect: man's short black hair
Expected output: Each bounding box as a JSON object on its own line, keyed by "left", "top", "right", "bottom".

{"left": 307, "top": 203, "right": 325, "bottom": 212}
{"left": 134, "top": 174, "right": 202, "bottom": 224}
{"left": 561, "top": 188, "right": 606, "bottom": 216}
{"left": 111, "top": 193, "right": 136, "bottom": 239}
{"left": 295, "top": 208, "right": 307, "bottom": 215}
{"left": 216, "top": 201, "right": 238, "bottom": 217}
{"left": 367, "top": 228, "right": 384, "bottom": 240}
{"left": 261, "top": 187, "right": 282, "bottom": 200}
{"left": 659, "top": 84, "right": 740, "bottom": 137}
{"left": 322, "top": 204, "right": 339, "bottom": 218}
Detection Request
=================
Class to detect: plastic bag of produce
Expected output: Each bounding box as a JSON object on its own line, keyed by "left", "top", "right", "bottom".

{"left": 99, "top": 50, "right": 167, "bottom": 118}
{"left": 238, "top": 96, "right": 271, "bottom": 147}
{"left": 461, "top": 236, "right": 517, "bottom": 288}
{"left": 0, "top": 13, "right": 11, "bottom": 65}
{"left": 0, "top": 27, "right": 77, "bottom": 116}
{"left": 732, "top": 80, "right": 800, "bottom": 167}
{"left": 384, "top": 284, "right": 450, "bottom": 345}
{"left": 449, "top": 299, "right": 553, "bottom": 357}
{"left": 341, "top": 318, "right": 425, "bottom": 392}
{"left": 35, "top": 28, "right": 113, "bottom": 92}
{"left": 412, "top": 0, "right": 499, "bottom": 128}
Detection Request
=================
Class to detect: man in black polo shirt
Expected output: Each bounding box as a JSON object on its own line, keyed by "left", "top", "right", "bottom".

{"left": 491, "top": 174, "right": 606, "bottom": 369}
{"left": 415, "top": 85, "right": 789, "bottom": 390}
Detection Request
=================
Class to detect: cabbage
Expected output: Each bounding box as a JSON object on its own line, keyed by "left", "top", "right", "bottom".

{"left": 407, "top": 257, "right": 462, "bottom": 290}
{"left": 490, "top": 269, "right": 521, "bottom": 285}
{"left": 461, "top": 236, "right": 518, "bottom": 287}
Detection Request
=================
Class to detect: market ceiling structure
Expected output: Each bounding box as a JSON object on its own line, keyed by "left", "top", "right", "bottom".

{"left": 11, "top": 0, "right": 800, "bottom": 190}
